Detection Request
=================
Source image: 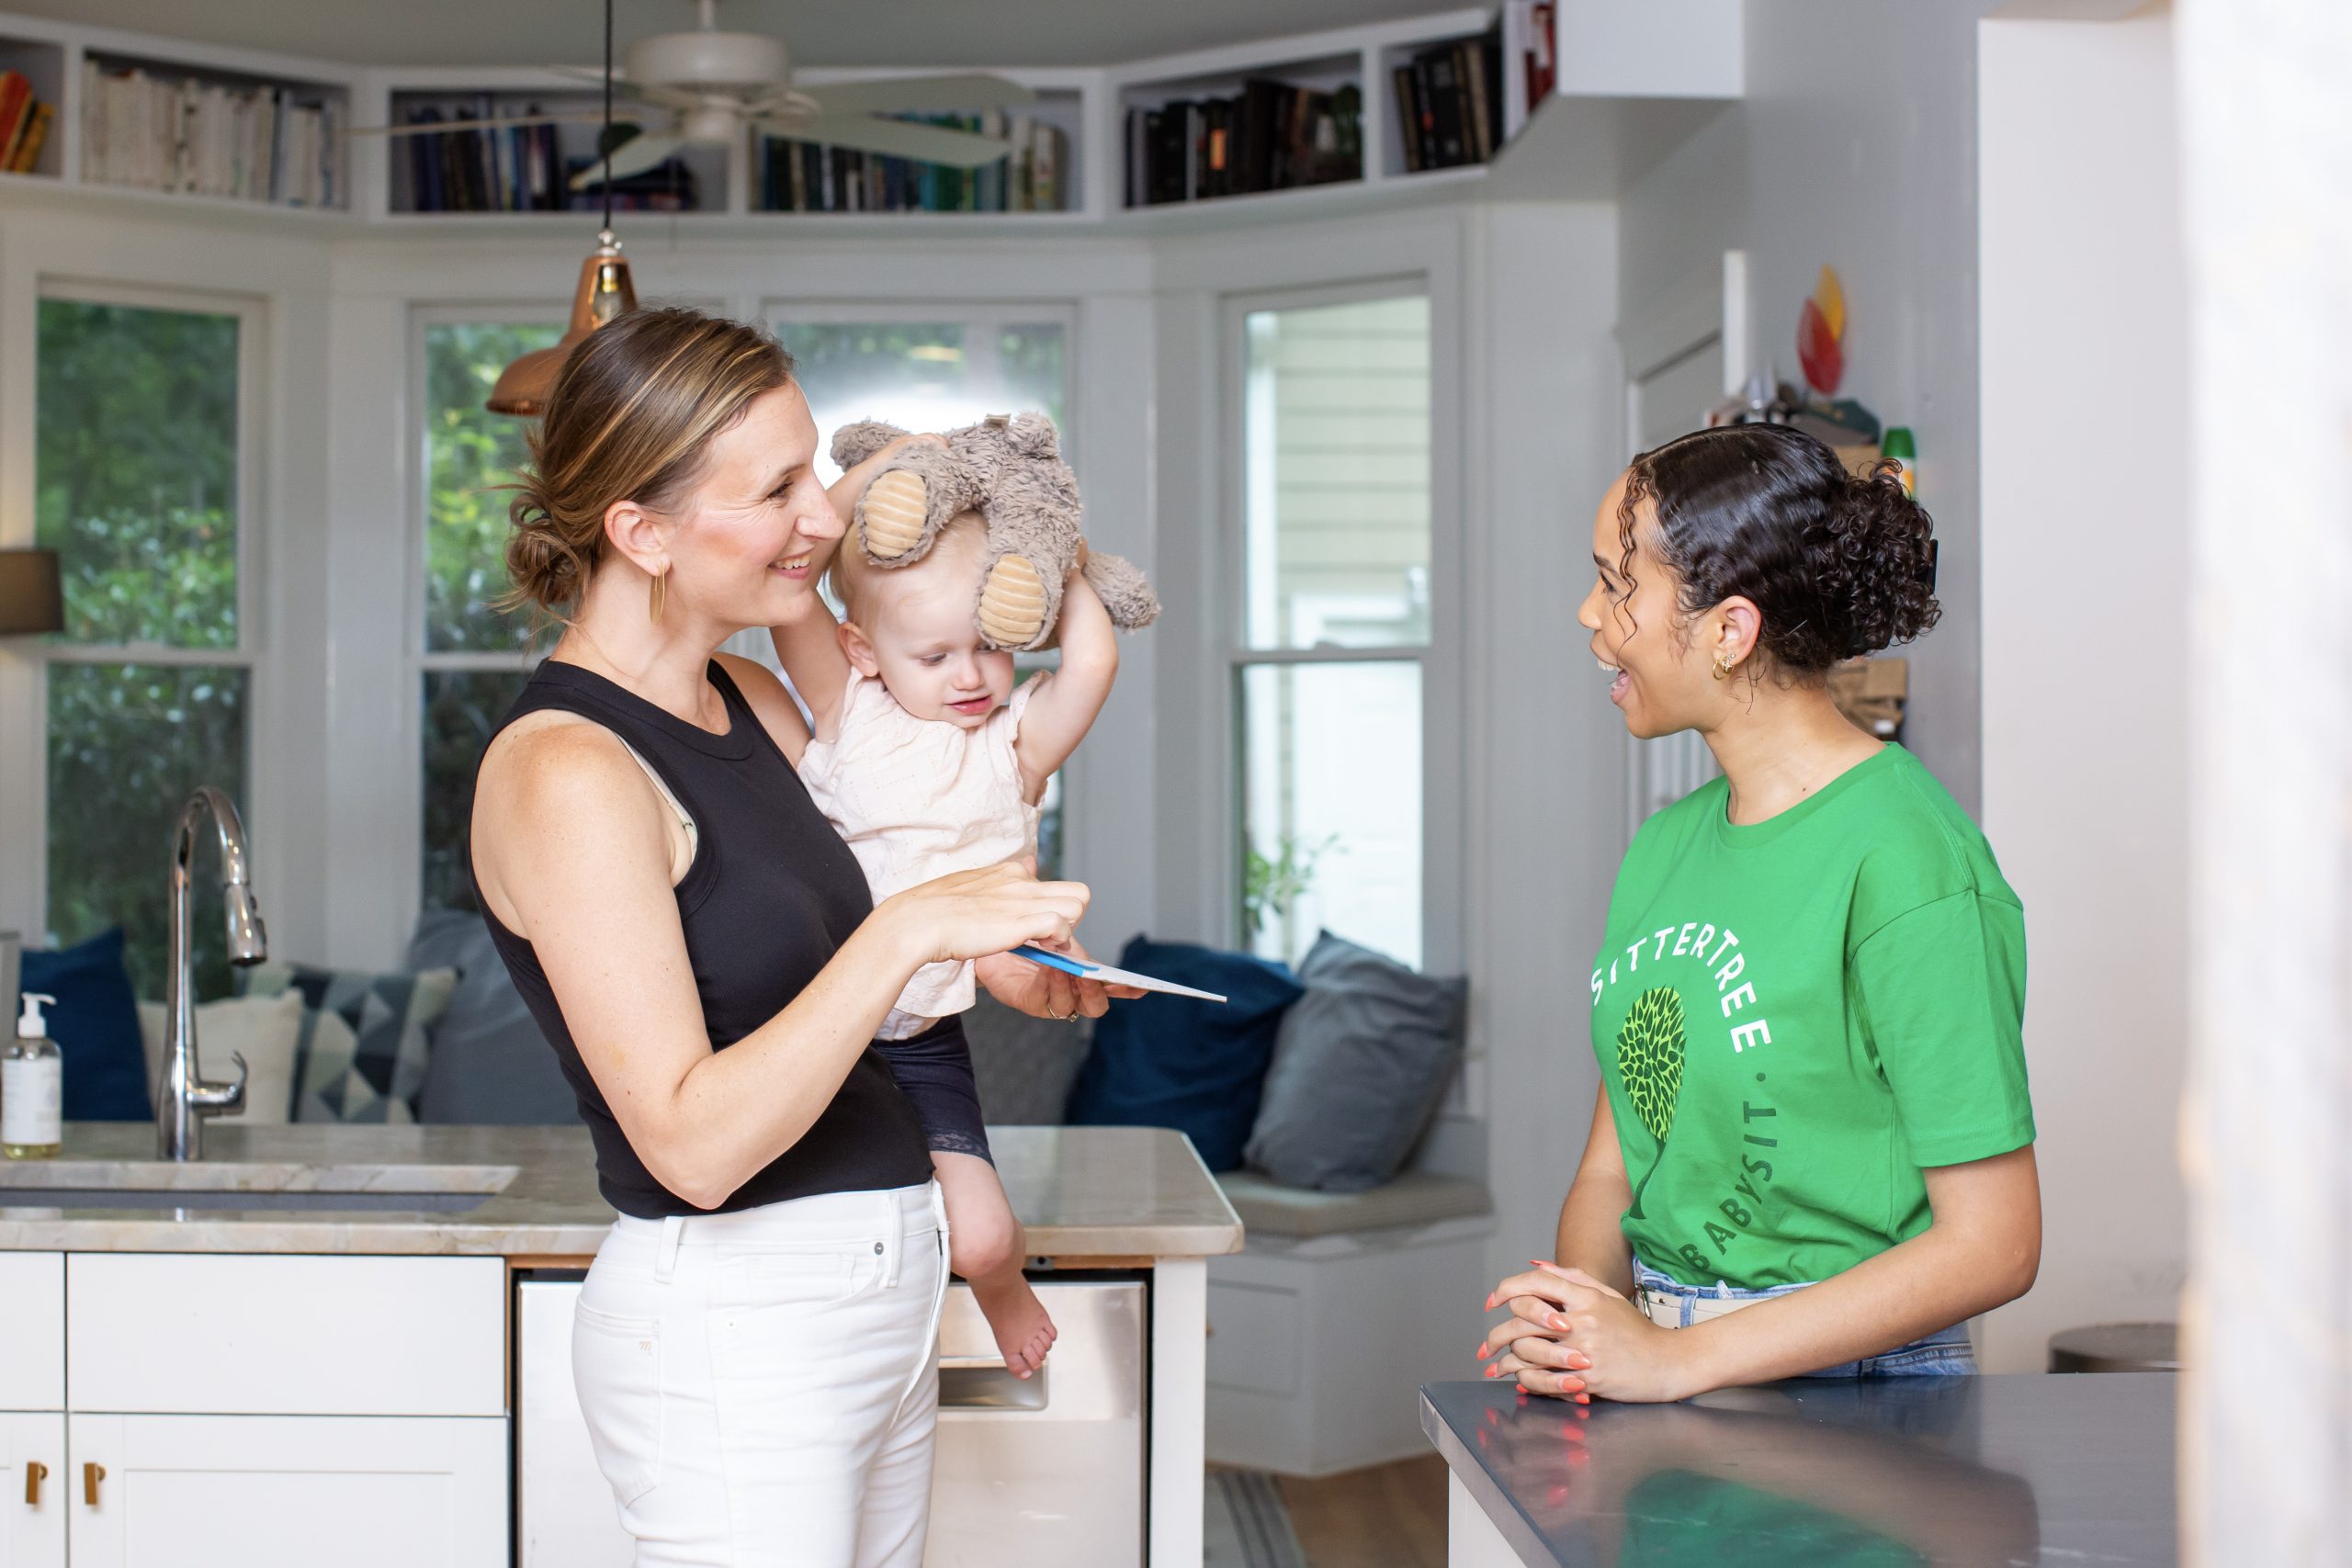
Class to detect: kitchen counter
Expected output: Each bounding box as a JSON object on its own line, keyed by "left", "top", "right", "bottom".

{"left": 1422, "top": 1373, "right": 2177, "bottom": 1566}
{"left": 0, "top": 1122, "right": 1244, "bottom": 1260}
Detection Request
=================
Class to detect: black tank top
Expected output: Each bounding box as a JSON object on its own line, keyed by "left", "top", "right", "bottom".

{"left": 476, "top": 658, "right": 931, "bottom": 1218}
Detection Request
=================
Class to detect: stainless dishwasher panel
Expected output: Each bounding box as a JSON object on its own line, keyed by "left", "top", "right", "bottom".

{"left": 928, "top": 1280, "right": 1147, "bottom": 1568}
{"left": 517, "top": 1278, "right": 1146, "bottom": 1568}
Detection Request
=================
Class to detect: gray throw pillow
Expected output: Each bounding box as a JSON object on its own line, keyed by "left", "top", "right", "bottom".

{"left": 1242, "top": 931, "right": 1468, "bottom": 1191}
{"left": 410, "top": 908, "right": 583, "bottom": 1126}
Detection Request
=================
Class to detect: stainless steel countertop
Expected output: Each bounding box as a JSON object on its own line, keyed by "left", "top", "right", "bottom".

{"left": 0, "top": 1122, "right": 1244, "bottom": 1260}
{"left": 1422, "top": 1374, "right": 2177, "bottom": 1566}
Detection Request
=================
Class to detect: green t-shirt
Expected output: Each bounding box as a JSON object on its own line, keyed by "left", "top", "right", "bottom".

{"left": 1591, "top": 744, "right": 2032, "bottom": 1289}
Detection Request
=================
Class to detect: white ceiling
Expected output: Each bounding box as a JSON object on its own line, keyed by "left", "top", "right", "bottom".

{"left": 32, "top": 0, "right": 1453, "bottom": 69}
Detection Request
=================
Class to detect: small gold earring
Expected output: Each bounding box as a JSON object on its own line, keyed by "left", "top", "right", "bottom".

{"left": 649, "top": 568, "right": 668, "bottom": 626}
{"left": 1713, "top": 654, "right": 1733, "bottom": 682}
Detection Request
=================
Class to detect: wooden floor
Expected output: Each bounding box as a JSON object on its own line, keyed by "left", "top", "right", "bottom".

{"left": 1276, "top": 1455, "right": 1449, "bottom": 1568}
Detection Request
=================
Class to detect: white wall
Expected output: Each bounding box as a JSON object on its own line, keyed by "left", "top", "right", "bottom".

{"left": 1619, "top": 0, "right": 1999, "bottom": 814}
{"left": 1460, "top": 201, "right": 1628, "bottom": 1282}
{"left": 1978, "top": 7, "right": 2185, "bottom": 1373}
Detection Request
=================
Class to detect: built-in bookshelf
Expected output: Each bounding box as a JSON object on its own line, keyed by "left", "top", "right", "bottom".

{"left": 1118, "top": 51, "right": 1363, "bottom": 209}
{"left": 0, "top": 6, "right": 1739, "bottom": 232}
{"left": 0, "top": 32, "right": 63, "bottom": 178}
{"left": 82, "top": 49, "right": 348, "bottom": 209}
{"left": 384, "top": 85, "right": 726, "bottom": 216}
{"left": 754, "top": 88, "right": 1084, "bottom": 216}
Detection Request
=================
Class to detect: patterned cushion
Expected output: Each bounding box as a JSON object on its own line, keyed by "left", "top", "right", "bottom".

{"left": 243, "top": 963, "right": 457, "bottom": 1124}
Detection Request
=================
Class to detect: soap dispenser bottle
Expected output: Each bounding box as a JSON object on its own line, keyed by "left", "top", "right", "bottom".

{"left": 3, "top": 991, "right": 62, "bottom": 1159}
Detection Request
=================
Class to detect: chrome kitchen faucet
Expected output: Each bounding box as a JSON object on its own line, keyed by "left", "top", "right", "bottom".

{"left": 158, "top": 786, "right": 266, "bottom": 1160}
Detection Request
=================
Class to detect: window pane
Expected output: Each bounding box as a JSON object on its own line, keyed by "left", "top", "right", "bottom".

{"left": 425, "top": 322, "right": 560, "bottom": 653}
{"left": 36, "top": 299, "right": 241, "bottom": 649}
{"left": 47, "top": 663, "right": 249, "bottom": 1000}
{"left": 1243, "top": 296, "right": 1430, "bottom": 651}
{"left": 774, "top": 321, "right": 1069, "bottom": 480}
{"left": 1239, "top": 660, "right": 1421, "bottom": 969}
{"left": 1000, "top": 325, "right": 1067, "bottom": 431}
{"left": 422, "top": 668, "right": 535, "bottom": 912}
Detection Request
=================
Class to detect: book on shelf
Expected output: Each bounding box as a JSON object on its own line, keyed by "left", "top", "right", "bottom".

{"left": 758, "top": 112, "right": 1069, "bottom": 213}
{"left": 0, "top": 70, "right": 46, "bottom": 173}
{"left": 1499, "top": 0, "right": 1557, "bottom": 142}
{"left": 1124, "top": 77, "right": 1361, "bottom": 208}
{"left": 79, "top": 60, "right": 343, "bottom": 207}
{"left": 1392, "top": 25, "right": 1507, "bottom": 175}
{"left": 7, "top": 101, "right": 52, "bottom": 172}
{"left": 390, "top": 99, "right": 582, "bottom": 213}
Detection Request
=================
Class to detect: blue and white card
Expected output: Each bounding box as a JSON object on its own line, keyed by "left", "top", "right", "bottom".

{"left": 1012, "top": 945, "right": 1229, "bottom": 1004}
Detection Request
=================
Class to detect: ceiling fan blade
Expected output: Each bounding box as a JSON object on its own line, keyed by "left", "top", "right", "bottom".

{"left": 355, "top": 113, "right": 605, "bottom": 137}
{"left": 569, "top": 131, "right": 688, "bottom": 189}
{"left": 766, "top": 113, "right": 1012, "bottom": 168}
{"left": 799, "top": 73, "right": 1039, "bottom": 117}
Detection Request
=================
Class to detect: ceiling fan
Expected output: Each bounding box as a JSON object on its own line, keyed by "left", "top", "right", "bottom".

{"left": 355, "top": 0, "right": 1036, "bottom": 186}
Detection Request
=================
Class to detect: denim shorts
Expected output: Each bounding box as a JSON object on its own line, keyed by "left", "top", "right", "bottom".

{"left": 1632, "top": 1255, "right": 1976, "bottom": 1377}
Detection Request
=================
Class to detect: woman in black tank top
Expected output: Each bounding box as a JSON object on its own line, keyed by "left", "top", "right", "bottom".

{"left": 469, "top": 310, "right": 1114, "bottom": 1565}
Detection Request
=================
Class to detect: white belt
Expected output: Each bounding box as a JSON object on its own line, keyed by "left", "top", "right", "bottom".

{"left": 1638, "top": 1286, "right": 1763, "bottom": 1330}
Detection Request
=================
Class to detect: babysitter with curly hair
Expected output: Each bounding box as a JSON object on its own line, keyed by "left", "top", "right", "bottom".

{"left": 1480, "top": 423, "right": 2041, "bottom": 1402}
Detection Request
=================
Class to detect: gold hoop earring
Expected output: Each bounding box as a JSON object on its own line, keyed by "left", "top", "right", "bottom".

{"left": 649, "top": 568, "right": 668, "bottom": 626}
{"left": 1713, "top": 655, "right": 1733, "bottom": 682}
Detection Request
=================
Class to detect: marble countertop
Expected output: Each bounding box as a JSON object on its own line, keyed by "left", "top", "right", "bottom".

{"left": 0, "top": 1123, "right": 1244, "bottom": 1261}
{"left": 1422, "top": 1373, "right": 2177, "bottom": 1566}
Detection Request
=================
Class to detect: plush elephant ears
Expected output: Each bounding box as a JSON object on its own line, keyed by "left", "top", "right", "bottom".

{"left": 997, "top": 411, "right": 1061, "bottom": 459}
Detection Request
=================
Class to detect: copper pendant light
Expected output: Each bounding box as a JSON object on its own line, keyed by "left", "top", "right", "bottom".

{"left": 486, "top": 0, "right": 639, "bottom": 416}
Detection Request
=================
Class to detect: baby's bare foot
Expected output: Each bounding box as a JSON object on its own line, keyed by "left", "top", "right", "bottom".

{"left": 969, "top": 1271, "right": 1059, "bottom": 1379}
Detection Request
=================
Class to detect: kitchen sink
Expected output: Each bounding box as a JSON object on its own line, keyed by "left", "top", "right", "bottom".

{"left": 0, "top": 1160, "right": 518, "bottom": 1214}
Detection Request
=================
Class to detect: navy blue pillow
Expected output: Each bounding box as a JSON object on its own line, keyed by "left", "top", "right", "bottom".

{"left": 1062, "top": 937, "right": 1304, "bottom": 1171}
{"left": 18, "top": 928, "right": 153, "bottom": 1122}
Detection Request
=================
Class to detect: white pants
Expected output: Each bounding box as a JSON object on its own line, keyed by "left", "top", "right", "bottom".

{"left": 573, "top": 1181, "right": 950, "bottom": 1567}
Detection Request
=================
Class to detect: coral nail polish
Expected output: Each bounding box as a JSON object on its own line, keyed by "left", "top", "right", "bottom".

{"left": 1476, "top": 1343, "right": 1490, "bottom": 1360}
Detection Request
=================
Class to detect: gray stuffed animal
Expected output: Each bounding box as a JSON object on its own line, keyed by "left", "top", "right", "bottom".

{"left": 830, "top": 412, "right": 1159, "bottom": 651}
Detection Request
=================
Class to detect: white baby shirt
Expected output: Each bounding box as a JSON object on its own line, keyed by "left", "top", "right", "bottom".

{"left": 797, "top": 669, "right": 1045, "bottom": 1034}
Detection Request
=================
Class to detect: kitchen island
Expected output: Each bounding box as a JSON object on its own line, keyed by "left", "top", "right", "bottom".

{"left": 1421, "top": 1373, "right": 2177, "bottom": 1566}
{"left": 0, "top": 1122, "right": 1241, "bottom": 1568}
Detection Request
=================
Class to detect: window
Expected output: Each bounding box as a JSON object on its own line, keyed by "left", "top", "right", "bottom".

{"left": 35, "top": 290, "right": 259, "bottom": 998}
{"left": 770, "top": 308, "right": 1075, "bottom": 875}
{"left": 773, "top": 315, "right": 1069, "bottom": 482}
{"left": 1233, "top": 293, "right": 1433, "bottom": 969}
{"left": 415, "top": 319, "right": 560, "bottom": 912}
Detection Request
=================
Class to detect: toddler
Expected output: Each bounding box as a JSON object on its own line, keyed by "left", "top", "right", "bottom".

{"left": 775, "top": 441, "right": 1121, "bottom": 1379}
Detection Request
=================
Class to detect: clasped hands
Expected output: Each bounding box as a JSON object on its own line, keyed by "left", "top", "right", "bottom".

{"left": 1478, "top": 1261, "right": 1697, "bottom": 1404}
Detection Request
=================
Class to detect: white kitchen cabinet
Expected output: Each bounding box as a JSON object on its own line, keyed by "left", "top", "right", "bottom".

{"left": 0, "top": 1258, "right": 63, "bottom": 1414}
{"left": 0, "top": 1414, "right": 65, "bottom": 1568}
{"left": 64, "top": 1414, "right": 505, "bottom": 1568}
{"left": 65, "top": 1256, "right": 503, "bottom": 1416}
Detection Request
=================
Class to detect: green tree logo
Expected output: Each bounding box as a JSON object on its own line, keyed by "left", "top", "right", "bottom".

{"left": 1616, "top": 987, "right": 1687, "bottom": 1220}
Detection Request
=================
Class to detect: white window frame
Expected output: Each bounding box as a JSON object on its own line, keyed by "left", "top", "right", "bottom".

{"left": 401, "top": 303, "right": 567, "bottom": 928}
{"left": 1216, "top": 276, "right": 1464, "bottom": 974}
{"left": 23, "top": 278, "right": 269, "bottom": 948}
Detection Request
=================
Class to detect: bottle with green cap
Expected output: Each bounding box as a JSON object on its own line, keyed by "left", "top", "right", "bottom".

{"left": 4, "top": 990, "right": 62, "bottom": 1158}
{"left": 1881, "top": 426, "right": 1917, "bottom": 498}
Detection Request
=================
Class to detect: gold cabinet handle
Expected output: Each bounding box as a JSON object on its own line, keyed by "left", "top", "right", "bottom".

{"left": 23, "top": 1461, "right": 45, "bottom": 1506}
{"left": 82, "top": 1462, "right": 102, "bottom": 1507}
